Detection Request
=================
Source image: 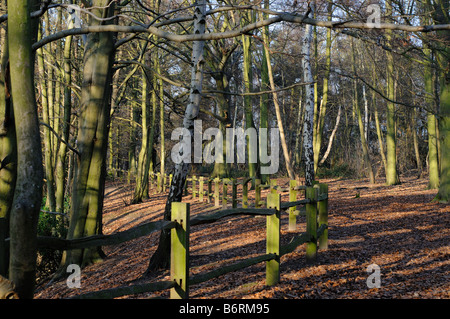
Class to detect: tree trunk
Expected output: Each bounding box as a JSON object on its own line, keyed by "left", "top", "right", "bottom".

{"left": 55, "top": 24, "right": 73, "bottom": 214}
{"left": 7, "top": 0, "right": 43, "bottom": 298}
{"left": 242, "top": 30, "right": 259, "bottom": 180}
{"left": 431, "top": 0, "right": 449, "bottom": 202}
{"left": 425, "top": 52, "right": 440, "bottom": 189}
{"left": 37, "top": 25, "right": 56, "bottom": 212}
{"left": 261, "top": 14, "right": 294, "bottom": 180}
{"left": 133, "top": 67, "right": 151, "bottom": 203}
{"left": 385, "top": 0, "right": 400, "bottom": 185}
{"left": 302, "top": 8, "right": 315, "bottom": 186}
{"left": 259, "top": 0, "right": 270, "bottom": 184}
{"left": 0, "top": 20, "right": 15, "bottom": 278}
{"left": 146, "top": 0, "right": 206, "bottom": 272}
{"left": 62, "top": 0, "right": 116, "bottom": 269}
{"left": 313, "top": 2, "right": 332, "bottom": 174}
{"left": 352, "top": 39, "right": 375, "bottom": 184}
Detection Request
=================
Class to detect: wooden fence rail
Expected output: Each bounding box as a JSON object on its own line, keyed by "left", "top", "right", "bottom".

{"left": 1, "top": 178, "right": 328, "bottom": 299}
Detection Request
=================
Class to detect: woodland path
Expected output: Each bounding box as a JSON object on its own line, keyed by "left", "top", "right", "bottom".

{"left": 35, "top": 176, "right": 449, "bottom": 299}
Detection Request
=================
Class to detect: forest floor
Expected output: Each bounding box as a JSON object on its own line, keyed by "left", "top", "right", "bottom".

{"left": 35, "top": 175, "right": 449, "bottom": 299}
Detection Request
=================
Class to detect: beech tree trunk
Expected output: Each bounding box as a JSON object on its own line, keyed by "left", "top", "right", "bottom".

{"left": 62, "top": 0, "right": 116, "bottom": 269}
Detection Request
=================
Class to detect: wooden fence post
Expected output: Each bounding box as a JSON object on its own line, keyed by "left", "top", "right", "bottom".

{"left": 207, "top": 179, "right": 212, "bottom": 203}
{"left": 306, "top": 186, "right": 318, "bottom": 264}
{"left": 192, "top": 176, "right": 197, "bottom": 199}
{"left": 289, "top": 180, "right": 298, "bottom": 231}
{"left": 199, "top": 176, "right": 204, "bottom": 202}
{"left": 214, "top": 178, "right": 220, "bottom": 207}
{"left": 266, "top": 193, "right": 280, "bottom": 286}
{"left": 170, "top": 202, "right": 190, "bottom": 299}
{"left": 270, "top": 179, "right": 277, "bottom": 194}
{"left": 222, "top": 179, "right": 228, "bottom": 208}
{"left": 242, "top": 180, "right": 248, "bottom": 208}
{"left": 162, "top": 174, "right": 166, "bottom": 193}
{"left": 232, "top": 178, "right": 237, "bottom": 208}
{"left": 255, "top": 178, "right": 261, "bottom": 208}
{"left": 157, "top": 173, "right": 162, "bottom": 193}
{"left": 318, "top": 183, "right": 328, "bottom": 250}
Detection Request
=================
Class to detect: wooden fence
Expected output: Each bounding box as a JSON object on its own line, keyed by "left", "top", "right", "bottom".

{"left": 0, "top": 177, "right": 328, "bottom": 299}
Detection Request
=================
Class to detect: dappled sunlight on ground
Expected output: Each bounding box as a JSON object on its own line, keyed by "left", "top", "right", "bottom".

{"left": 35, "top": 176, "right": 449, "bottom": 299}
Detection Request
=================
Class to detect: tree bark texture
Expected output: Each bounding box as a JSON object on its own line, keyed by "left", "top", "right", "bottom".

{"left": 146, "top": 0, "right": 206, "bottom": 272}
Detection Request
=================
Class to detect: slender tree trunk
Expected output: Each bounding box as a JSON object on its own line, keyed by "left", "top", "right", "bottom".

{"left": 0, "top": 21, "right": 15, "bottom": 278}
{"left": 133, "top": 68, "right": 151, "bottom": 203}
{"left": 0, "top": 27, "right": 15, "bottom": 228}
{"left": 7, "top": 0, "right": 43, "bottom": 298}
{"left": 302, "top": 7, "right": 315, "bottom": 186}
{"left": 259, "top": 0, "right": 270, "bottom": 184}
{"left": 37, "top": 26, "right": 57, "bottom": 212}
{"left": 424, "top": 46, "right": 440, "bottom": 189}
{"left": 352, "top": 40, "right": 375, "bottom": 184}
{"left": 55, "top": 27, "right": 73, "bottom": 214}
{"left": 319, "top": 105, "right": 341, "bottom": 165}
{"left": 146, "top": 0, "right": 206, "bottom": 272}
{"left": 313, "top": 2, "right": 332, "bottom": 174}
{"left": 158, "top": 55, "right": 165, "bottom": 180}
{"left": 242, "top": 31, "right": 259, "bottom": 179}
{"left": 385, "top": 0, "right": 400, "bottom": 185}
{"left": 412, "top": 108, "right": 423, "bottom": 177}
{"left": 294, "top": 88, "right": 304, "bottom": 169}
{"left": 260, "top": 4, "right": 294, "bottom": 180}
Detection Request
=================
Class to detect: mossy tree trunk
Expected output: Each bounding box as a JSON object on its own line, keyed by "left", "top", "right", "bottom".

{"left": 7, "top": 0, "right": 43, "bottom": 298}
{"left": 62, "top": 0, "right": 116, "bottom": 269}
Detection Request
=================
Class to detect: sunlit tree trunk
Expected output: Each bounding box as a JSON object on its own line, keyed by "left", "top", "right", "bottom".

{"left": 55, "top": 27, "right": 73, "bottom": 214}
{"left": 424, "top": 46, "right": 440, "bottom": 189}
{"left": 62, "top": 0, "right": 116, "bottom": 269}
{"left": 37, "top": 25, "right": 56, "bottom": 212}
{"left": 146, "top": 0, "right": 206, "bottom": 272}
{"left": 302, "top": 8, "right": 315, "bottom": 186}
{"left": 313, "top": 2, "right": 332, "bottom": 174}
{"left": 352, "top": 39, "right": 375, "bottom": 184}
{"left": 385, "top": 0, "right": 400, "bottom": 185}
{"left": 7, "top": 0, "right": 43, "bottom": 298}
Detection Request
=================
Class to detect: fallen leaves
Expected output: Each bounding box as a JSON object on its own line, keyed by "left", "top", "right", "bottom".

{"left": 34, "top": 176, "right": 449, "bottom": 299}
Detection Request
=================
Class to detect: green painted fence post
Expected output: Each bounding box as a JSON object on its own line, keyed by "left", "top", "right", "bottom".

{"left": 289, "top": 180, "right": 298, "bottom": 231}
{"left": 214, "top": 178, "right": 220, "bottom": 207}
{"left": 199, "top": 176, "right": 204, "bottom": 202}
{"left": 207, "top": 179, "right": 212, "bottom": 203}
{"left": 170, "top": 202, "right": 190, "bottom": 299}
{"left": 270, "top": 179, "right": 277, "bottom": 194}
{"left": 192, "top": 176, "right": 197, "bottom": 199}
{"left": 232, "top": 178, "right": 237, "bottom": 208}
{"left": 306, "top": 186, "right": 318, "bottom": 264}
{"left": 242, "top": 180, "right": 248, "bottom": 208}
{"left": 157, "top": 173, "right": 162, "bottom": 193}
{"left": 266, "top": 193, "right": 280, "bottom": 286}
{"left": 222, "top": 179, "right": 228, "bottom": 208}
{"left": 318, "top": 183, "right": 328, "bottom": 250}
{"left": 255, "top": 178, "right": 261, "bottom": 208}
